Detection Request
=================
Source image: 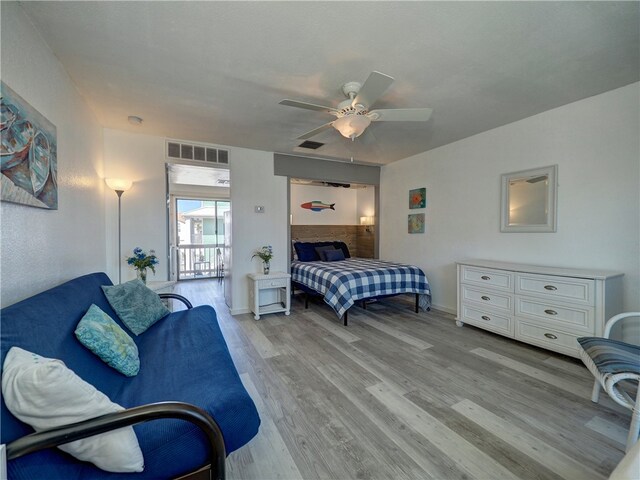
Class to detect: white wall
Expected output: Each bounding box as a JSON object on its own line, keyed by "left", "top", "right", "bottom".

{"left": 290, "top": 184, "right": 357, "bottom": 225}
{"left": 103, "top": 129, "right": 167, "bottom": 283}
{"left": 103, "top": 130, "right": 288, "bottom": 313}
{"left": 357, "top": 186, "right": 376, "bottom": 220}
{"left": 380, "top": 83, "right": 640, "bottom": 314}
{"left": 1, "top": 3, "right": 105, "bottom": 307}
{"left": 229, "top": 149, "right": 288, "bottom": 314}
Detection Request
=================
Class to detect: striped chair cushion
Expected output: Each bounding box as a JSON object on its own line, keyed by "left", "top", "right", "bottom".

{"left": 577, "top": 337, "right": 640, "bottom": 375}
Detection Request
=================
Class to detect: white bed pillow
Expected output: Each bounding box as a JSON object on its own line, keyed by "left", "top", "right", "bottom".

{"left": 1, "top": 347, "right": 144, "bottom": 473}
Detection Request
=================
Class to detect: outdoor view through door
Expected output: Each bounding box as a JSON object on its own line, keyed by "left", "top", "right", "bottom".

{"left": 176, "top": 199, "right": 230, "bottom": 280}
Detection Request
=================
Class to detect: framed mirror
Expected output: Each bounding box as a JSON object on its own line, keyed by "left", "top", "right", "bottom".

{"left": 500, "top": 165, "right": 557, "bottom": 233}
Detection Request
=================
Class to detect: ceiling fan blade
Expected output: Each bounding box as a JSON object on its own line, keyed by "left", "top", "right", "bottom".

{"left": 280, "top": 99, "right": 338, "bottom": 115}
{"left": 368, "top": 108, "right": 433, "bottom": 122}
{"left": 352, "top": 71, "right": 394, "bottom": 109}
{"left": 297, "top": 121, "right": 335, "bottom": 140}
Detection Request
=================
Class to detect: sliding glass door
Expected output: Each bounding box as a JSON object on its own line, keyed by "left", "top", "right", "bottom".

{"left": 175, "top": 198, "right": 230, "bottom": 280}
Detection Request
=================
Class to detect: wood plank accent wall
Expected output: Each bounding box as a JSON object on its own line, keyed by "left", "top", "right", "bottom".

{"left": 356, "top": 226, "right": 375, "bottom": 258}
{"left": 291, "top": 225, "right": 375, "bottom": 258}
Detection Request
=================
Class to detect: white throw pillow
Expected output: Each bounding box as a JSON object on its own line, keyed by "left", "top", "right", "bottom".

{"left": 1, "top": 347, "right": 144, "bottom": 473}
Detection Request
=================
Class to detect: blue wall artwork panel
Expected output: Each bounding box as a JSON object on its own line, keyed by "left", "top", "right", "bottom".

{"left": 1, "top": 81, "right": 58, "bottom": 209}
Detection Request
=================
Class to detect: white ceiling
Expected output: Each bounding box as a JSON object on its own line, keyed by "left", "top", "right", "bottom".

{"left": 18, "top": 1, "right": 639, "bottom": 165}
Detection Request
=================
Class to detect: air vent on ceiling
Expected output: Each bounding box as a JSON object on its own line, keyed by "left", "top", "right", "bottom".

{"left": 298, "top": 140, "right": 324, "bottom": 150}
{"left": 166, "top": 140, "right": 229, "bottom": 165}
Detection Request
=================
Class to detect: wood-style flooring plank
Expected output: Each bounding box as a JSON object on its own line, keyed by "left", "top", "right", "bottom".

{"left": 227, "top": 374, "right": 303, "bottom": 480}
{"left": 451, "top": 399, "right": 607, "bottom": 480}
{"left": 235, "top": 315, "right": 281, "bottom": 359}
{"left": 403, "top": 389, "right": 564, "bottom": 480}
{"left": 271, "top": 335, "right": 438, "bottom": 479}
{"left": 470, "top": 347, "right": 592, "bottom": 398}
{"left": 326, "top": 338, "right": 413, "bottom": 395}
{"left": 170, "top": 280, "right": 627, "bottom": 480}
{"left": 542, "top": 355, "right": 592, "bottom": 377}
{"left": 303, "top": 309, "right": 361, "bottom": 344}
{"left": 355, "top": 314, "right": 434, "bottom": 350}
{"left": 367, "top": 383, "right": 521, "bottom": 480}
{"left": 585, "top": 416, "right": 628, "bottom": 447}
{"left": 316, "top": 363, "right": 464, "bottom": 480}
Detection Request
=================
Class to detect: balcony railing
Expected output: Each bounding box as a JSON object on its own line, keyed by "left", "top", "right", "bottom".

{"left": 178, "top": 244, "right": 225, "bottom": 280}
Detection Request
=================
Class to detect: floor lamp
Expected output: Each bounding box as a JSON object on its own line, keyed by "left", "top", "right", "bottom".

{"left": 105, "top": 179, "right": 133, "bottom": 284}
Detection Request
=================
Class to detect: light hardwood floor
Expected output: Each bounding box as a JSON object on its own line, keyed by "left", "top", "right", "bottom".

{"left": 173, "top": 280, "right": 629, "bottom": 480}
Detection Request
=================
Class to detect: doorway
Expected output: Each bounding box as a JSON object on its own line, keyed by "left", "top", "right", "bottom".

{"left": 175, "top": 198, "right": 230, "bottom": 280}
{"left": 166, "top": 162, "right": 231, "bottom": 285}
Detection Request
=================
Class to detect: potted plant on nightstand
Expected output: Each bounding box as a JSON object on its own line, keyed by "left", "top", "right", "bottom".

{"left": 252, "top": 245, "right": 273, "bottom": 275}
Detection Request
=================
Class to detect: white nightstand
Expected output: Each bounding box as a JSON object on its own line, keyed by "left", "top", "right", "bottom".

{"left": 248, "top": 272, "right": 291, "bottom": 320}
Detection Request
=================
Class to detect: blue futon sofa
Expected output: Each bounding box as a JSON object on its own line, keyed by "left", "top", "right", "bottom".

{"left": 1, "top": 272, "right": 260, "bottom": 479}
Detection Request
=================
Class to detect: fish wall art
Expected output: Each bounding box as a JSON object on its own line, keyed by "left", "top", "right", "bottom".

{"left": 1, "top": 81, "right": 58, "bottom": 209}
{"left": 300, "top": 201, "right": 335, "bottom": 212}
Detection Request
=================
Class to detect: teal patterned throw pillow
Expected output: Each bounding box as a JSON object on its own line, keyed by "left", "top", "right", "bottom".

{"left": 101, "top": 279, "right": 170, "bottom": 336}
{"left": 75, "top": 304, "right": 140, "bottom": 377}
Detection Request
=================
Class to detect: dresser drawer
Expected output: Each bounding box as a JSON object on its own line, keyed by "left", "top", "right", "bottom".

{"left": 461, "top": 285, "right": 513, "bottom": 312}
{"left": 258, "top": 277, "right": 289, "bottom": 289}
{"left": 515, "top": 273, "right": 594, "bottom": 305}
{"left": 460, "top": 266, "right": 513, "bottom": 292}
{"left": 515, "top": 297, "right": 594, "bottom": 333}
{"left": 460, "top": 304, "right": 513, "bottom": 336}
{"left": 515, "top": 321, "right": 580, "bottom": 357}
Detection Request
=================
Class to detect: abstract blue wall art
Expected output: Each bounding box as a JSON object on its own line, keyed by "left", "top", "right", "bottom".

{"left": 1, "top": 81, "right": 58, "bottom": 209}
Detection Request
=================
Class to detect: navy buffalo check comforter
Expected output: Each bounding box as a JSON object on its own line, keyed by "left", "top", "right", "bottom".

{"left": 291, "top": 258, "right": 431, "bottom": 318}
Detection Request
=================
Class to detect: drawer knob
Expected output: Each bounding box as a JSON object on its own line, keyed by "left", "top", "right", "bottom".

{"left": 481, "top": 296, "right": 491, "bottom": 301}
{"left": 481, "top": 315, "right": 491, "bottom": 321}
{"left": 544, "top": 309, "right": 558, "bottom": 315}
{"left": 544, "top": 285, "right": 558, "bottom": 291}
{"left": 481, "top": 276, "right": 491, "bottom": 280}
{"left": 544, "top": 333, "right": 558, "bottom": 340}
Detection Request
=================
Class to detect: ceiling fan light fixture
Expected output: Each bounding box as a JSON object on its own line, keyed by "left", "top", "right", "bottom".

{"left": 333, "top": 114, "right": 371, "bottom": 139}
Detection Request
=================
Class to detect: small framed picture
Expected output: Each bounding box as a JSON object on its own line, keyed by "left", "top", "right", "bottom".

{"left": 408, "top": 213, "right": 425, "bottom": 234}
{"left": 409, "top": 188, "right": 426, "bottom": 209}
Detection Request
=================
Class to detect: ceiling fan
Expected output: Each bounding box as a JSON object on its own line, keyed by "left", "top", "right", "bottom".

{"left": 279, "top": 71, "right": 433, "bottom": 141}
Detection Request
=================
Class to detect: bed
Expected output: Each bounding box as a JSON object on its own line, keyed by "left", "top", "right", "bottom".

{"left": 291, "top": 241, "right": 431, "bottom": 325}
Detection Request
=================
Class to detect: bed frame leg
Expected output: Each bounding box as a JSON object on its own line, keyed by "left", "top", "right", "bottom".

{"left": 343, "top": 310, "right": 348, "bottom": 326}
{"left": 362, "top": 301, "right": 367, "bottom": 310}
{"left": 305, "top": 293, "right": 309, "bottom": 309}
{"left": 415, "top": 294, "right": 420, "bottom": 313}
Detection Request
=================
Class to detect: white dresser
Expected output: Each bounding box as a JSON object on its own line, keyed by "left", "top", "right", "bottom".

{"left": 456, "top": 260, "right": 624, "bottom": 357}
